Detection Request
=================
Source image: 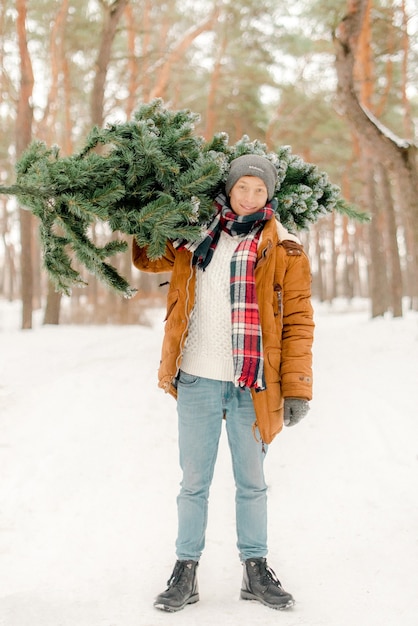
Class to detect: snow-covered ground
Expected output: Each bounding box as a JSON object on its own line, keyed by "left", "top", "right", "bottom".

{"left": 0, "top": 299, "right": 417, "bottom": 626}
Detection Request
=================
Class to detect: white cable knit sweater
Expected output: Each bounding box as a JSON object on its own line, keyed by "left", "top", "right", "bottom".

{"left": 180, "top": 220, "right": 300, "bottom": 382}
{"left": 180, "top": 230, "right": 241, "bottom": 381}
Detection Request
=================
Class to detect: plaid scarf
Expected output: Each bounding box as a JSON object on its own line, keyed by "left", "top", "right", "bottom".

{"left": 178, "top": 194, "right": 274, "bottom": 390}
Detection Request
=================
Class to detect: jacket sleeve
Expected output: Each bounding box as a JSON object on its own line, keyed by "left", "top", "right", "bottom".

{"left": 132, "top": 238, "right": 176, "bottom": 273}
{"left": 280, "top": 248, "right": 314, "bottom": 400}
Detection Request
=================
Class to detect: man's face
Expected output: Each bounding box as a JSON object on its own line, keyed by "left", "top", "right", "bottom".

{"left": 229, "top": 175, "right": 268, "bottom": 216}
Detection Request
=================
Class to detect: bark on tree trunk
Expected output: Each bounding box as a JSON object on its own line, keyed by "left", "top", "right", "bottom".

{"left": 329, "top": 213, "right": 337, "bottom": 300}
{"left": 204, "top": 27, "right": 228, "bottom": 140}
{"left": 340, "top": 217, "right": 354, "bottom": 300}
{"left": 1, "top": 201, "right": 17, "bottom": 301}
{"left": 364, "top": 155, "right": 388, "bottom": 317}
{"left": 124, "top": 3, "right": 137, "bottom": 118}
{"left": 16, "top": 0, "right": 35, "bottom": 329}
{"left": 43, "top": 283, "right": 62, "bottom": 325}
{"left": 142, "top": 0, "right": 152, "bottom": 100}
{"left": 400, "top": 0, "right": 414, "bottom": 140}
{"left": 376, "top": 162, "right": 403, "bottom": 317}
{"left": 91, "top": 0, "right": 130, "bottom": 127}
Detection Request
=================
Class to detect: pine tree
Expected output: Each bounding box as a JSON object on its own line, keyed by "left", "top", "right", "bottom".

{"left": 1, "top": 99, "right": 368, "bottom": 297}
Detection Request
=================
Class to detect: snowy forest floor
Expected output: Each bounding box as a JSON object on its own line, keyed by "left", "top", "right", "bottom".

{"left": 0, "top": 298, "right": 417, "bottom": 626}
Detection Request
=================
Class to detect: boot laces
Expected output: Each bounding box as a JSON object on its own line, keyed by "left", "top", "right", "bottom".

{"left": 167, "top": 561, "right": 183, "bottom": 587}
{"left": 166, "top": 560, "right": 192, "bottom": 589}
{"left": 257, "top": 561, "right": 283, "bottom": 588}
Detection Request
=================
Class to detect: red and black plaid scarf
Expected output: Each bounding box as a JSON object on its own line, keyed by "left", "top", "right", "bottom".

{"left": 179, "top": 194, "right": 274, "bottom": 390}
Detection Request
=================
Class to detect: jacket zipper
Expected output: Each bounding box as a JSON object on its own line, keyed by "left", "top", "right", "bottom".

{"left": 174, "top": 254, "right": 194, "bottom": 380}
{"left": 274, "top": 284, "right": 283, "bottom": 321}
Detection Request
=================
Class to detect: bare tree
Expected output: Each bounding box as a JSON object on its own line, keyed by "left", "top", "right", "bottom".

{"left": 376, "top": 162, "right": 403, "bottom": 317}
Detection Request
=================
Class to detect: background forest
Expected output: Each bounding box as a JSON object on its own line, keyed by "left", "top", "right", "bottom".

{"left": 0, "top": 0, "right": 417, "bottom": 327}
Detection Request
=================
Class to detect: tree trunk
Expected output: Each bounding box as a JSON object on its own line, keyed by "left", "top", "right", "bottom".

{"left": 376, "top": 162, "right": 403, "bottom": 317}
{"left": 340, "top": 217, "right": 353, "bottom": 300}
{"left": 43, "top": 283, "right": 62, "bottom": 325}
{"left": 329, "top": 213, "right": 337, "bottom": 300}
{"left": 91, "top": 0, "right": 130, "bottom": 127}
{"left": 84, "top": 0, "right": 129, "bottom": 322}
{"left": 124, "top": 3, "right": 137, "bottom": 118}
{"left": 352, "top": 224, "right": 367, "bottom": 298}
{"left": 204, "top": 26, "right": 228, "bottom": 140}
{"left": 1, "top": 201, "right": 17, "bottom": 301}
{"left": 43, "top": 0, "right": 72, "bottom": 323}
{"left": 364, "top": 155, "right": 388, "bottom": 317}
{"left": 16, "top": 0, "right": 35, "bottom": 329}
{"left": 334, "top": 0, "right": 418, "bottom": 310}
{"left": 400, "top": 0, "right": 414, "bottom": 140}
{"left": 140, "top": 0, "right": 153, "bottom": 101}
{"left": 37, "top": 0, "right": 69, "bottom": 144}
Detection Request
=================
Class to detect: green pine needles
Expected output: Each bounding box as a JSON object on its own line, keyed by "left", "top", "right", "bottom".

{"left": 1, "top": 99, "right": 368, "bottom": 297}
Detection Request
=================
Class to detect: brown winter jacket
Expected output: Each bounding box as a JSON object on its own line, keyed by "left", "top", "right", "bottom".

{"left": 132, "top": 217, "right": 314, "bottom": 444}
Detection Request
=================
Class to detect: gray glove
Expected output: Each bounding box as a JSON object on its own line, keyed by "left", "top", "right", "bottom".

{"left": 284, "top": 398, "right": 310, "bottom": 427}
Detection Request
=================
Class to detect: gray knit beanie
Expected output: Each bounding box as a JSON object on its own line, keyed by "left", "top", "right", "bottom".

{"left": 225, "top": 154, "right": 278, "bottom": 201}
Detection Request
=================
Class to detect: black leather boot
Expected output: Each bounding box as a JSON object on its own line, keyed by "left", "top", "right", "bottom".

{"left": 240, "top": 557, "right": 295, "bottom": 610}
{"left": 154, "top": 560, "right": 199, "bottom": 612}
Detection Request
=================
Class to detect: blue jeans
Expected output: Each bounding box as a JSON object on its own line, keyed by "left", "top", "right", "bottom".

{"left": 175, "top": 371, "right": 268, "bottom": 562}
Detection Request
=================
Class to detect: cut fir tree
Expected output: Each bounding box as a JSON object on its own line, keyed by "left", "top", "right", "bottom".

{"left": 1, "top": 99, "right": 367, "bottom": 297}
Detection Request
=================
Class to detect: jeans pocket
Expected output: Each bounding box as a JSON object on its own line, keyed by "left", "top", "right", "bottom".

{"left": 178, "top": 370, "right": 199, "bottom": 386}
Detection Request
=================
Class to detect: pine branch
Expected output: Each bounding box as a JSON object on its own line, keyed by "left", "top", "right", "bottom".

{"left": 0, "top": 98, "right": 369, "bottom": 297}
